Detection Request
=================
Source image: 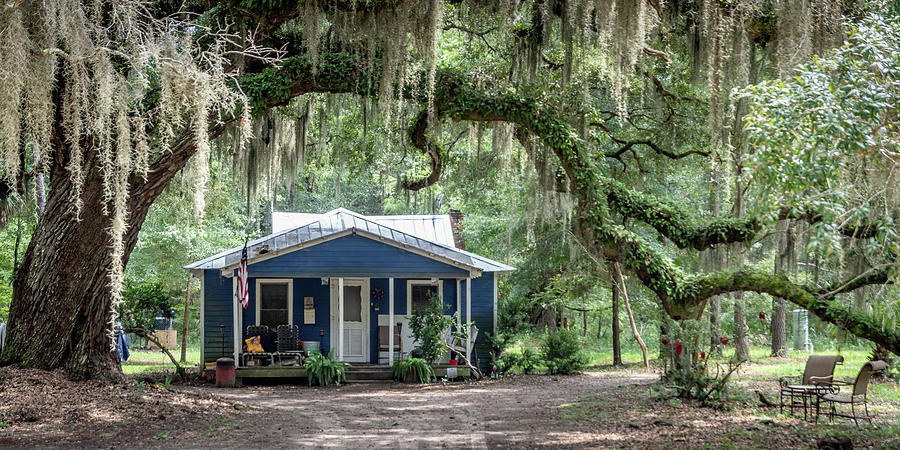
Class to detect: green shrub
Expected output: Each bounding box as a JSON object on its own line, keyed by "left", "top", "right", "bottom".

{"left": 304, "top": 352, "right": 349, "bottom": 386}
{"left": 392, "top": 357, "right": 434, "bottom": 383}
{"left": 499, "top": 347, "right": 542, "bottom": 374}
{"left": 408, "top": 292, "right": 455, "bottom": 363}
{"left": 541, "top": 329, "right": 586, "bottom": 375}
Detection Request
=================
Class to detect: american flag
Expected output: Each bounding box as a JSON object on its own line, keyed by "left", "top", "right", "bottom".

{"left": 237, "top": 244, "right": 249, "bottom": 309}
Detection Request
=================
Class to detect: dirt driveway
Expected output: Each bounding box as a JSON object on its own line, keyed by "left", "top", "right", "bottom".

{"left": 184, "top": 372, "right": 658, "bottom": 448}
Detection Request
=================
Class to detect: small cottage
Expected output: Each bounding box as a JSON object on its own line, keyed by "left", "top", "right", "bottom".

{"left": 185, "top": 208, "right": 514, "bottom": 374}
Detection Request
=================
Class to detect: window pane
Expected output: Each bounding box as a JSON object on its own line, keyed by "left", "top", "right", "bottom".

{"left": 260, "top": 310, "right": 288, "bottom": 328}
{"left": 343, "top": 285, "right": 362, "bottom": 322}
{"left": 260, "top": 283, "right": 288, "bottom": 309}
{"left": 411, "top": 285, "right": 438, "bottom": 312}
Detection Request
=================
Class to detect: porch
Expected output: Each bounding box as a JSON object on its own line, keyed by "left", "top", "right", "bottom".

{"left": 233, "top": 363, "right": 471, "bottom": 385}
{"left": 229, "top": 275, "right": 477, "bottom": 368}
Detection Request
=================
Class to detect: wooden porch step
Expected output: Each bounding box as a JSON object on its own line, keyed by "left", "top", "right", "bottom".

{"left": 346, "top": 364, "right": 393, "bottom": 381}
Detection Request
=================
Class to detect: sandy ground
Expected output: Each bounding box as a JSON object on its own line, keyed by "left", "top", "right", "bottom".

{"left": 183, "top": 372, "right": 659, "bottom": 449}
{"left": 2, "top": 367, "right": 896, "bottom": 448}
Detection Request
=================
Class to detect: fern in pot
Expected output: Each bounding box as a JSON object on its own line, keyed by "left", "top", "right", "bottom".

{"left": 304, "top": 351, "right": 350, "bottom": 386}
{"left": 393, "top": 358, "right": 434, "bottom": 383}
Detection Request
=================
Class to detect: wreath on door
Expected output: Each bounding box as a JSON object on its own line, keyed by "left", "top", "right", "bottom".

{"left": 371, "top": 287, "right": 385, "bottom": 300}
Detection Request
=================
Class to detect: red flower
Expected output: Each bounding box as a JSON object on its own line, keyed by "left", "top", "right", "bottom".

{"left": 660, "top": 338, "right": 669, "bottom": 346}
{"left": 758, "top": 312, "right": 766, "bottom": 320}
{"left": 720, "top": 336, "right": 729, "bottom": 345}
{"left": 675, "top": 342, "right": 683, "bottom": 356}
{"left": 700, "top": 352, "right": 706, "bottom": 360}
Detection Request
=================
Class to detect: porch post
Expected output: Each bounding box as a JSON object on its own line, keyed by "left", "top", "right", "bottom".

{"left": 338, "top": 277, "right": 344, "bottom": 361}
{"left": 456, "top": 279, "right": 461, "bottom": 329}
{"left": 466, "top": 277, "right": 472, "bottom": 361}
{"left": 389, "top": 277, "right": 395, "bottom": 365}
{"left": 232, "top": 273, "right": 240, "bottom": 366}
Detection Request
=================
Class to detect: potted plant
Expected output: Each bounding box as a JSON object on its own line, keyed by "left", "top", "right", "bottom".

{"left": 393, "top": 357, "right": 434, "bottom": 383}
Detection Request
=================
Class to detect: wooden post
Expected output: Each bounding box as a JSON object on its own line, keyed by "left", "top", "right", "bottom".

{"left": 232, "top": 274, "right": 240, "bottom": 366}
{"left": 466, "top": 277, "right": 471, "bottom": 361}
{"left": 389, "top": 277, "right": 394, "bottom": 366}
{"left": 456, "top": 279, "right": 461, "bottom": 329}
{"left": 180, "top": 274, "right": 192, "bottom": 363}
{"left": 338, "top": 277, "right": 344, "bottom": 361}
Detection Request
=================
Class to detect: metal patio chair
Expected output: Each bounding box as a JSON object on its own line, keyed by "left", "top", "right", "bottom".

{"left": 242, "top": 325, "right": 273, "bottom": 366}
{"left": 779, "top": 354, "right": 844, "bottom": 420}
{"left": 818, "top": 360, "right": 886, "bottom": 426}
{"left": 274, "top": 324, "right": 302, "bottom": 366}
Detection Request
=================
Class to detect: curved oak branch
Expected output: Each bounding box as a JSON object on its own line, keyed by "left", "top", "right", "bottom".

{"left": 400, "top": 109, "right": 445, "bottom": 191}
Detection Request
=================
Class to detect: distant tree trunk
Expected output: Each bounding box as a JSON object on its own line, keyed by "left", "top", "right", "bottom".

{"left": 582, "top": 309, "right": 587, "bottom": 337}
{"left": 614, "top": 262, "right": 649, "bottom": 369}
{"left": 771, "top": 219, "right": 793, "bottom": 357}
{"left": 729, "top": 37, "right": 755, "bottom": 364}
{"left": 611, "top": 275, "right": 622, "bottom": 366}
{"left": 705, "top": 139, "right": 724, "bottom": 357}
{"left": 597, "top": 310, "right": 602, "bottom": 339}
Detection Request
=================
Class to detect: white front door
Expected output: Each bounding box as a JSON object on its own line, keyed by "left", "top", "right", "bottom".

{"left": 330, "top": 278, "right": 369, "bottom": 362}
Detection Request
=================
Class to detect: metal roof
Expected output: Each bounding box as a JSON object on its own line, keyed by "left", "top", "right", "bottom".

{"left": 186, "top": 208, "right": 515, "bottom": 275}
{"left": 272, "top": 212, "right": 457, "bottom": 247}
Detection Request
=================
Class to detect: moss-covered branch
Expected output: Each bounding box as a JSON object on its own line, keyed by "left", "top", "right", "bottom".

{"left": 694, "top": 270, "right": 899, "bottom": 354}
{"left": 237, "top": 51, "right": 900, "bottom": 355}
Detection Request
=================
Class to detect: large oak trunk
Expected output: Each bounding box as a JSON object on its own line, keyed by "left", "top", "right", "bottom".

{"left": 0, "top": 123, "right": 200, "bottom": 380}
{"left": 0, "top": 165, "right": 130, "bottom": 379}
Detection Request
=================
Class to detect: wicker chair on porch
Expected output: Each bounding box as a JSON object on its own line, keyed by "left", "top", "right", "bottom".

{"left": 779, "top": 354, "right": 844, "bottom": 420}
{"left": 818, "top": 360, "right": 886, "bottom": 426}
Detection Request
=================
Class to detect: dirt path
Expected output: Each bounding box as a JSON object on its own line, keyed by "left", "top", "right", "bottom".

{"left": 183, "top": 372, "right": 658, "bottom": 448}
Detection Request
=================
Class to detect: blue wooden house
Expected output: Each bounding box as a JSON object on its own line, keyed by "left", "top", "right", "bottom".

{"left": 185, "top": 208, "right": 514, "bottom": 373}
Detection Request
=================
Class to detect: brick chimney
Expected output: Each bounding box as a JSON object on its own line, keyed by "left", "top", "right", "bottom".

{"left": 448, "top": 209, "right": 466, "bottom": 250}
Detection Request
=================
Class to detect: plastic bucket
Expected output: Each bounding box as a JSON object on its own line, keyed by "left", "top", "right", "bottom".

{"left": 302, "top": 341, "right": 320, "bottom": 352}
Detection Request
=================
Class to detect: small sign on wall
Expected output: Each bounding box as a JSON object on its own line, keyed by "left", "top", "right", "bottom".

{"left": 304, "top": 297, "right": 315, "bottom": 324}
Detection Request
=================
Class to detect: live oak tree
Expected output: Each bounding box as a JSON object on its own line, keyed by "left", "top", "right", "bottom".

{"left": 1, "top": 0, "right": 899, "bottom": 380}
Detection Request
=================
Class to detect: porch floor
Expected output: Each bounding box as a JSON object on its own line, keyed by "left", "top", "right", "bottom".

{"left": 234, "top": 363, "right": 470, "bottom": 384}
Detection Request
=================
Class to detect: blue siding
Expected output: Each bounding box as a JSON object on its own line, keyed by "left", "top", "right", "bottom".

{"left": 469, "top": 276, "right": 495, "bottom": 372}
{"left": 203, "top": 270, "right": 234, "bottom": 364}
{"left": 247, "top": 234, "right": 470, "bottom": 278}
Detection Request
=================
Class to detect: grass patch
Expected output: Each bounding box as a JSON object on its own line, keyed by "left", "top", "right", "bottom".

{"left": 122, "top": 348, "right": 200, "bottom": 375}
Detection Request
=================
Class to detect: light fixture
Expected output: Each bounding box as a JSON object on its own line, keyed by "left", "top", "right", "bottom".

{"left": 321, "top": 277, "right": 329, "bottom": 285}
{"left": 430, "top": 277, "right": 439, "bottom": 285}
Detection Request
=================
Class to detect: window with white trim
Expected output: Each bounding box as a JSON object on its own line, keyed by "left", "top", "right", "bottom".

{"left": 256, "top": 280, "right": 292, "bottom": 328}
{"left": 407, "top": 280, "right": 443, "bottom": 314}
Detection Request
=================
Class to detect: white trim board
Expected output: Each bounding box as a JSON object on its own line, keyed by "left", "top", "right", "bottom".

{"left": 255, "top": 279, "right": 294, "bottom": 327}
